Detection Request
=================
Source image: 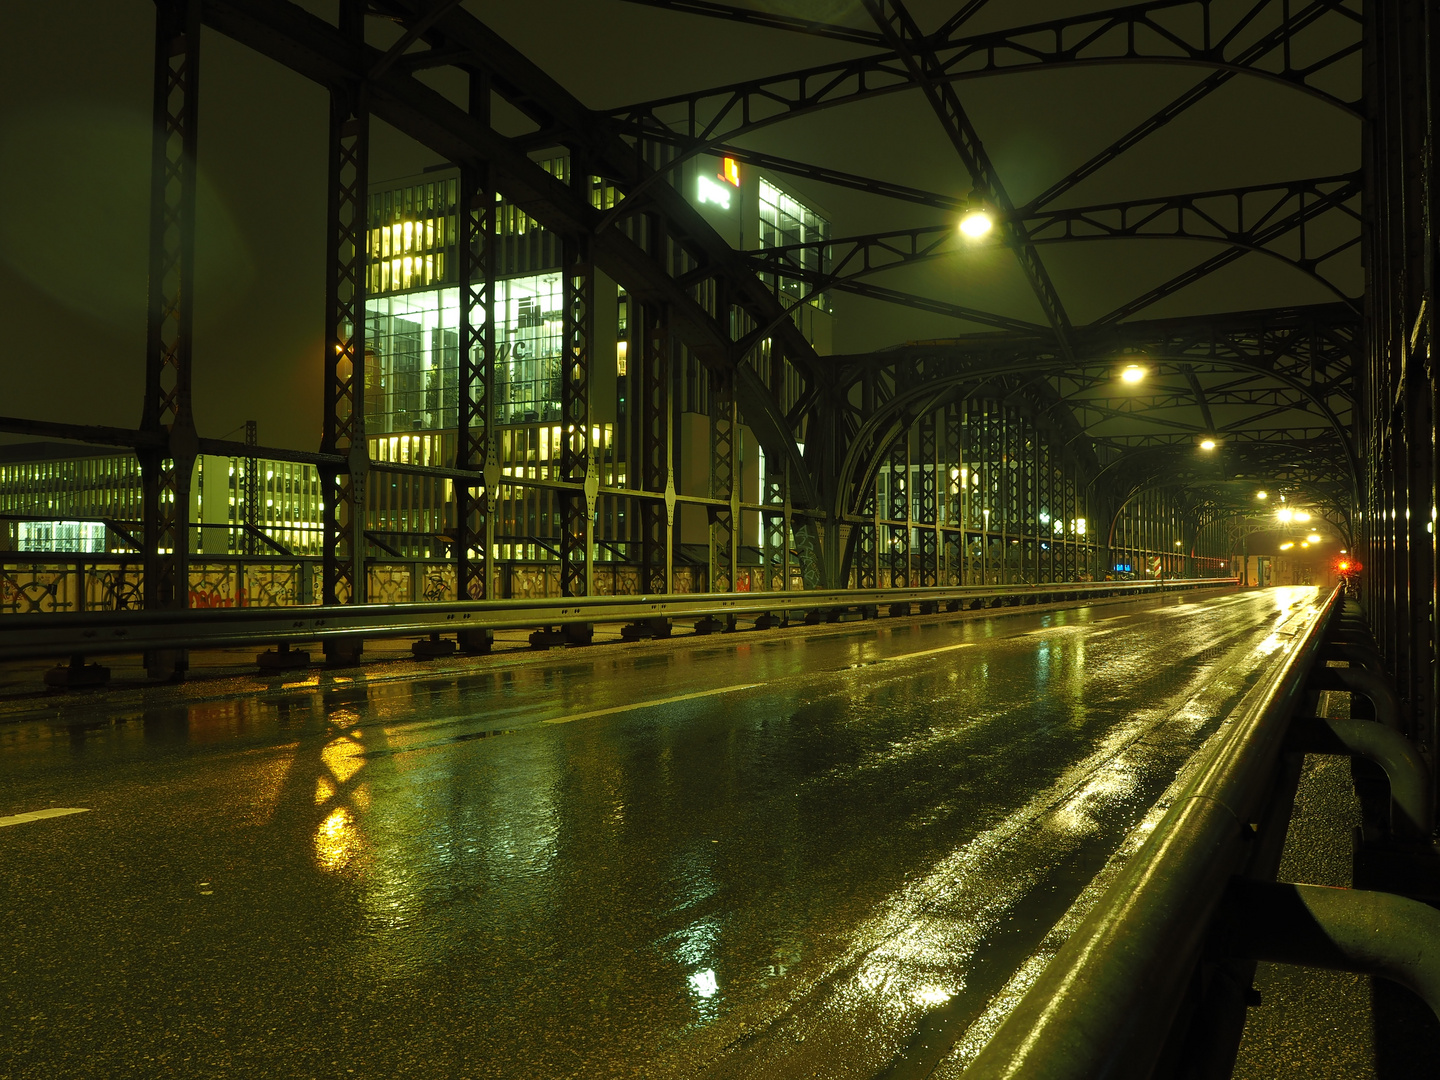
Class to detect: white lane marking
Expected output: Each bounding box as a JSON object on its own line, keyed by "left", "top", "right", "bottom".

{"left": 871, "top": 642, "right": 975, "bottom": 662}
{"left": 543, "top": 683, "right": 760, "bottom": 725}
{"left": 0, "top": 807, "right": 90, "bottom": 828}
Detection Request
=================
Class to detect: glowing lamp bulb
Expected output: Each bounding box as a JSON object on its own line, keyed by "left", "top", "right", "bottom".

{"left": 1120, "top": 365, "right": 1145, "bottom": 384}
{"left": 960, "top": 207, "right": 993, "bottom": 239}
{"left": 1256, "top": 490, "right": 1268, "bottom": 500}
{"left": 1277, "top": 508, "right": 1294, "bottom": 523}
{"left": 1306, "top": 534, "right": 1321, "bottom": 543}
{"left": 1199, "top": 439, "right": 1217, "bottom": 451}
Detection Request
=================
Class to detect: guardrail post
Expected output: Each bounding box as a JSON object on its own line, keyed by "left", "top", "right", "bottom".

{"left": 1218, "top": 879, "right": 1440, "bottom": 1021}
{"left": 1311, "top": 666, "right": 1405, "bottom": 732}
{"left": 1288, "top": 715, "right": 1434, "bottom": 837}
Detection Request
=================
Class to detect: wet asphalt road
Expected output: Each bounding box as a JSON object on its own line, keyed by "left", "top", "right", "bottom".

{"left": 0, "top": 586, "right": 1322, "bottom": 1079}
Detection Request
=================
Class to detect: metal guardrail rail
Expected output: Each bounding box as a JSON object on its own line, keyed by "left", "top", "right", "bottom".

{"left": 0, "top": 577, "right": 1239, "bottom": 662}
{"left": 961, "top": 585, "right": 1353, "bottom": 1077}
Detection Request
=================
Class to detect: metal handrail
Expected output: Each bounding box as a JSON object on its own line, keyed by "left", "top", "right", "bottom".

{"left": 961, "top": 584, "right": 1340, "bottom": 1079}
{"left": 0, "top": 577, "right": 1239, "bottom": 662}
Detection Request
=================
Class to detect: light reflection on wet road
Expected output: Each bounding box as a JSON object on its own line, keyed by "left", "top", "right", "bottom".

{"left": 0, "top": 587, "right": 1320, "bottom": 1079}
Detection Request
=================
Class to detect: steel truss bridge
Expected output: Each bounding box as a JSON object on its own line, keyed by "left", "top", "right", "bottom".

{"left": 3, "top": 0, "right": 1365, "bottom": 633}
{"left": 5, "top": 0, "right": 1440, "bottom": 1074}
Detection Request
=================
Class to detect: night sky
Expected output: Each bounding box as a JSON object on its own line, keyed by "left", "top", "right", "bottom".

{"left": 0, "top": 1, "right": 1358, "bottom": 450}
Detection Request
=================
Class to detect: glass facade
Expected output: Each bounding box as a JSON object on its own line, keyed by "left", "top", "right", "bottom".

{"left": 365, "top": 273, "right": 569, "bottom": 434}
{"left": 367, "top": 175, "right": 458, "bottom": 295}
{"left": 15, "top": 520, "right": 107, "bottom": 553}
{"left": 758, "top": 177, "right": 832, "bottom": 312}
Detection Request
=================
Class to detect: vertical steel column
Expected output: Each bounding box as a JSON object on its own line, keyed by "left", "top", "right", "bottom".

{"left": 886, "top": 427, "right": 911, "bottom": 588}
{"left": 763, "top": 455, "right": 788, "bottom": 590}
{"left": 855, "top": 375, "right": 878, "bottom": 589}
{"left": 242, "top": 420, "right": 258, "bottom": 556}
{"left": 456, "top": 71, "right": 496, "bottom": 601}
{"left": 140, "top": 0, "right": 201, "bottom": 629}
{"left": 917, "top": 411, "right": 938, "bottom": 587}
{"left": 638, "top": 302, "right": 671, "bottom": 594}
{"left": 979, "top": 400, "right": 992, "bottom": 584}
{"left": 1000, "top": 406, "right": 1013, "bottom": 584}
{"left": 708, "top": 366, "right": 737, "bottom": 592}
{"left": 946, "top": 401, "right": 963, "bottom": 585}
{"left": 761, "top": 344, "right": 789, "bottom": 591}
{"left": 319, "top": 0, "right": 369, "bottom": 607}
{"left": 559, "top": 163, "right": 594, "bottom": 597}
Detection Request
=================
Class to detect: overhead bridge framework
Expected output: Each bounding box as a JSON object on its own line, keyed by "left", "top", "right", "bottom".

{"left": 0, "top": 0, "right": 1386, "bottom": 669}
{"left": 6, "top": 0, "right": 1440, "bottom": 1071}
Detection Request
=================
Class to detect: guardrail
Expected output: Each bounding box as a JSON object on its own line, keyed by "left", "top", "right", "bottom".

{"left": 0, "top": 576, "right": 1239, "bottom": 663}
{"left": 961, "top": 585, "right": 1440, "bottom": 1076}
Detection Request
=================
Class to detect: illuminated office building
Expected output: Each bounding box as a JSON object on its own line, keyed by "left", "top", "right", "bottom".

{"left": 1, "top": 155, "right": 832, "bottom": 582}
{"left": 361, "top": 157, "right": 831, "bottom": 567}
{"left": 0, "top": 445, "right": 322, "bottom": 556}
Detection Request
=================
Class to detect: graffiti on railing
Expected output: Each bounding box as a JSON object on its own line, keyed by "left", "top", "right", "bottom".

{"left": 190, "top": 586, "right": 249, "bottom": 609}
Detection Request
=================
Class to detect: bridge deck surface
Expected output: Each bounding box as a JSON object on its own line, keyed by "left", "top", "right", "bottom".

{"left": 1, "top": 587, "right": 1328, "bottom": 1078}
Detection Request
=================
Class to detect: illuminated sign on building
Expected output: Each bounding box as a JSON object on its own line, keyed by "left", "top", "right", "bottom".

{"left": 721, "top": 156, "right": 740, "bottom": 186}
{"left": 696, "top": 175, "right": 733, "bottom": 209}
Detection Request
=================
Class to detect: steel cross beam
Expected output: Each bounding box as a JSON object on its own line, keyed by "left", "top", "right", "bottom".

{"left": 865, "top": 0, "right": 1078, "bottom": 358}
{"left": 204, "top": 0, "right": 821, "bottom": 521}
{"left": 1023, "top": 0, "right": 1355, "bottom": 214}
{"left": 747, "top": 174, "right": 1363, "bottom": 324}
{"left": 613, "top": 0, "right": 888, "bottom": 46}
{"left": 822, "top": 306, "right": 1360, "bottom": 496}
{"left": 607, "top": 0, "right": 1361, "bottom": 151}
{"left": 370, "top": 0, "right": 824, "bottom": 521}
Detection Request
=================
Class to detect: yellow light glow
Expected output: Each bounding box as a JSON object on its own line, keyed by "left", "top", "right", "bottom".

{"left": 1307, "top": 534, "right": 1321, "bottom": 543}
{"left": 1120, "top": 364, "right": 1145, "bottom": 384}
{"left": 1199, "top": 439, "right": 1216, "bottom": 451}
{"left": 960, "top": 208, "right": 993, "bottom": 238}
{"left": 314, "top": 807, "right": 361, "bottom": 873}
{"left": 1301, "top": 542, "right": 1310, "bottom": 549}
{"left": 1294, "top": 511, "right": 1311, "bottom": 522}
{"left": 1256, "top": 490, "right": 1268, "bottom": 500}
{"left": 1277, "top": 508, "right": 1294, "bottom": 523}
{"left": 1279, "top": 542, "right": 1294, "bottom": 550}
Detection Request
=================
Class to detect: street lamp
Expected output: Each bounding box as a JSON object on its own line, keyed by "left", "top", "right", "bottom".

{"left": 960, "top": 193, "right": 994, "bottom": 239}
{"left": 1121, "top": 364, "right": 1145, "bottom": 384}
